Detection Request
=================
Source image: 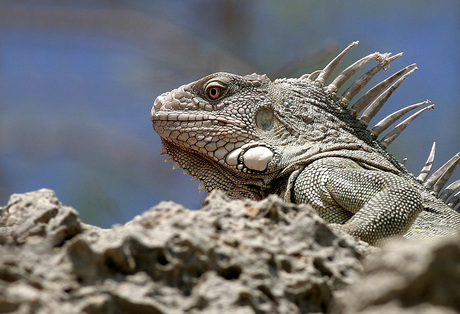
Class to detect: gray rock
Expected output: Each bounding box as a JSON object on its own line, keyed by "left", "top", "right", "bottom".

{"left": 1, "top": 189, "right": 458, "bottom": 313}
{"left": 0, "top": 189, "right": 365, "bottom": 313}
{"left": 0, "top": 188, "right": 82, "bottom": 247}
{"left": 336, "top": 234, "right": 460, "bottom": 313}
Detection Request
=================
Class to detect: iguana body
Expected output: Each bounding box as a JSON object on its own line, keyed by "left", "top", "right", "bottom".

{"left": 151, "top": 42, "right": 460, "bottom": 244}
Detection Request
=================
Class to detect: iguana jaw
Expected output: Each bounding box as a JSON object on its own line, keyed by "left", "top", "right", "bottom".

{"left": 160, "top": 139, "right": 278, "bottom": 199}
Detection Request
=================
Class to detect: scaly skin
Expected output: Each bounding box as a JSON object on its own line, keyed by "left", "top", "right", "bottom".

{"left": 151, "top": 44, "right": 460, "bottom": 244}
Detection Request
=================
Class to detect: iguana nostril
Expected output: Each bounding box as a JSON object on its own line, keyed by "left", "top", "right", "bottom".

{"left": 153, "top": 96, "right": 164, "bottom": 111}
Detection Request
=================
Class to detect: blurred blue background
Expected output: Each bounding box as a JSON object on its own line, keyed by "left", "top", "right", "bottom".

{"left": 0, "top": 0, "right": 458, "bottom": 227}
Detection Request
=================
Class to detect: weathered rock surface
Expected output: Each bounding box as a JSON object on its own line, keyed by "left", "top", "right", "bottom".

{"left": 0, "top": 189, "right": 459, "bottom": 313}
{"left": 336, "top": 233, "right": 460, "bottom": 314}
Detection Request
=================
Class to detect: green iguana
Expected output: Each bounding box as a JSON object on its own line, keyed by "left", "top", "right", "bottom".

{"left": 151, "top": 41, "right": 460, "bottom": 244}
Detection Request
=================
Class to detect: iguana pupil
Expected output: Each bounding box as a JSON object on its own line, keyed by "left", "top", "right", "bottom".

{"left": 205, "top": 81, "right": 225, "bottom": 100}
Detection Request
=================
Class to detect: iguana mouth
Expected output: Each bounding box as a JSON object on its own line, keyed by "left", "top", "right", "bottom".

{"left": 152, "top": 112, "right": 246, "bottom": 128}
{"left": 152, "top": 112, "right": 216, "bottom": 122}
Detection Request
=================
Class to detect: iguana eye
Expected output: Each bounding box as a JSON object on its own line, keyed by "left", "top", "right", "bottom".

{"left": 255, "top": 108, "right": 274, "bottom": 131}
{"left": 205, "top": 82, "right": 225, "bottom": 100}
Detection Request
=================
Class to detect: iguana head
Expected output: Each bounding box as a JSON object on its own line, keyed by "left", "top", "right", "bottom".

{"left": 151, "top": 41, "right": 433, "bottom": 198}
{"left": 152, "top": 71, "right": 284, "bottom": 198}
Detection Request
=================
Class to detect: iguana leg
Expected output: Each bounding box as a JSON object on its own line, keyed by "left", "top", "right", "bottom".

{"left": 292, "top": 157, "right": 423, "bottom": 244}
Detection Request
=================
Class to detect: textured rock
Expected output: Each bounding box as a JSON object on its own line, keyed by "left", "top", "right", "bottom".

{"left": 0, "top": 188, "right": 82, "bottom": 247}
{"left": 336, "top": 233, "right": 460, "bottom": 313}
{"left": 1, "top": 189, "right": 459, "bottom": 313}
{"left": 0, "top": 189, "right": 366, "bottom": 313}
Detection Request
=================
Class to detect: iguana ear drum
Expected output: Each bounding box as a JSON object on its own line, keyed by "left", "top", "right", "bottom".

{"left": 255, "top": 108, "right": 274, "bottom": 131}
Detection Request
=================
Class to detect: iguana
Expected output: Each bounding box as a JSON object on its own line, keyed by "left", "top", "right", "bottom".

{"left": 151, "top": 41, "right": 460, "bottom": 244}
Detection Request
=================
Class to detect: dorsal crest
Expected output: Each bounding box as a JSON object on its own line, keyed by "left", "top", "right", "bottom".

{"left": 306, "top": 41, "right": 459, "bottom": 210}
{"left": 299, "top": 41, "right": 434, "bottom": 148}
